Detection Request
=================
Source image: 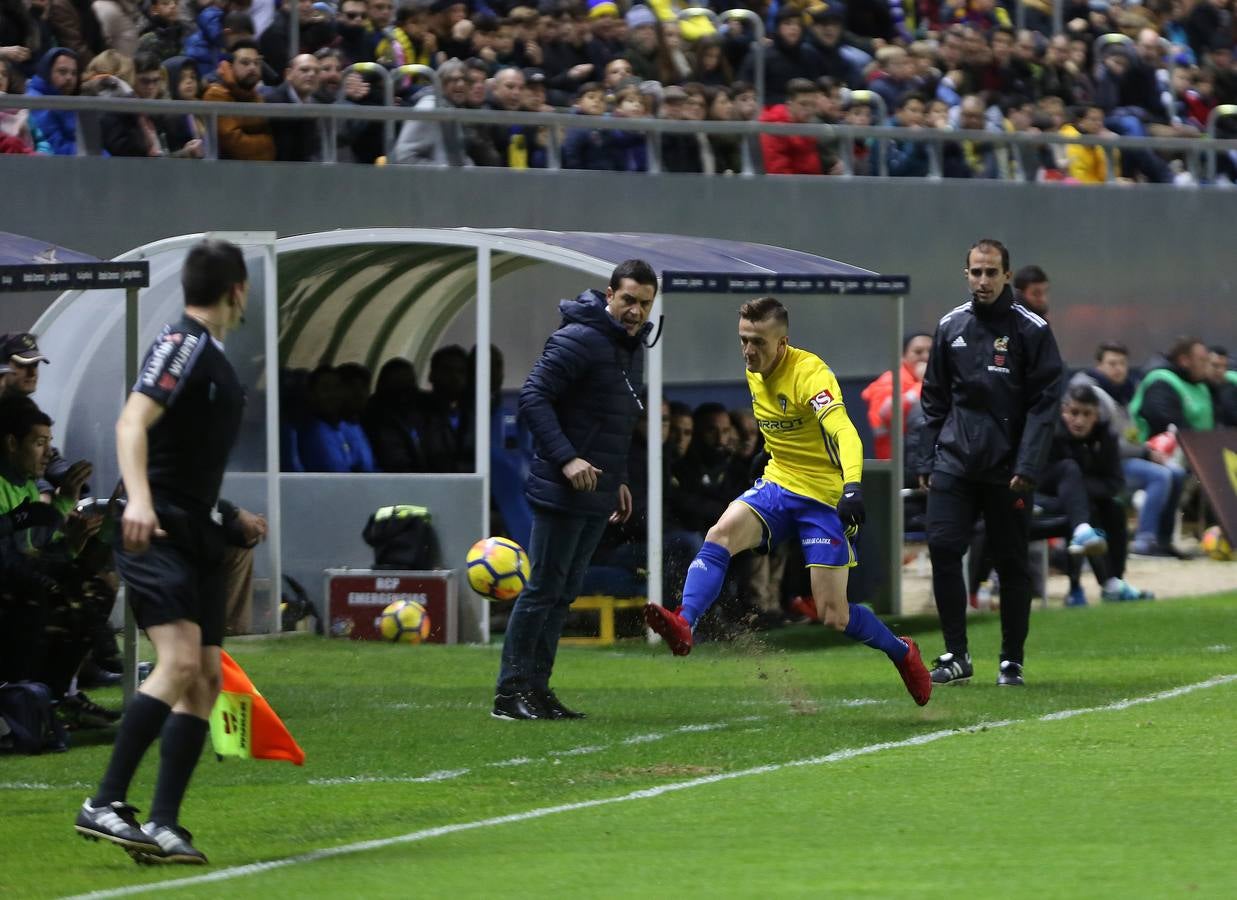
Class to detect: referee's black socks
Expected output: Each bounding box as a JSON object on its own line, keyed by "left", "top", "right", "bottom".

{"left": 94, "top": 693, "right": 172, "bottom": 806}
{"left": 149, "top": 713, "right": 210, "bottom": 827}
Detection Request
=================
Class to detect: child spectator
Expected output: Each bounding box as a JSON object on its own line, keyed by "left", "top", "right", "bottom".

{"left": 1060, "top": 103, "right": 1114, "bottom": 183}
{"left": 758, "top": 77, "right": 823, "bottom": 175}
{"left": 378, "top": 1, "right": 438, "bottom": 69}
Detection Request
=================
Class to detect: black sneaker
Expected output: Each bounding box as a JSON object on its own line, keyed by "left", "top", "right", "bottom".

{"left": 536, "top": 688, "right": 587, "bottom": 720}
{"left": 929, "top": 652, "right": 973, "bottom": 685}
{"left": 491, "top": 691, "right": 547, "bottom": 721}
{"left": 130, "top": 822, "right": 208, "bottom": 865}
{"left": 997, "top": 660, "right": 1025, "bottom": 686}
{"left": 58, "top": 693, "right": 121, "bottom": 730}
{"left": 78, "top": 661, "right": 124, "bottom": 689}
{"left": 75, "top": 800, "right": 162, "bottom": 854}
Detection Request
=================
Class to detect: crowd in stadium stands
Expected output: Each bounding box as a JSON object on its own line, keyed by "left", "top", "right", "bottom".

{"left": 2, "top": 0, "right": 1236, "bottom": 181}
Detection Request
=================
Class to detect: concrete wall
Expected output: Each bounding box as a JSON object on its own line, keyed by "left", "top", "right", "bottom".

{"left": 5, "top": 157, "right": 1234, "bottom": 378}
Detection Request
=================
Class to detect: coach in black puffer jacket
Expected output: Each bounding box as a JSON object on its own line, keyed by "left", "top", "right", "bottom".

{"left": 521, "top": 289, "right": 653, "bottom": 516}
{"left": 494, "top": 261, "right": 658, "bottom": 722}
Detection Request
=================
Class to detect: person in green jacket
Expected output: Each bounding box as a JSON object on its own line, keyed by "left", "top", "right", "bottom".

{"left": 1128, "top": 337, "right": 1215, "bottom": 441}
{"left": 0, "top": 395, "right": 118, "bottom": 727}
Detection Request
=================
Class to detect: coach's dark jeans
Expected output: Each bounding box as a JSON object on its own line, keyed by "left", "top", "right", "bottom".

{"left": 927, "top": 472, "right": 1033, "bottom": 665}
{"left": 496, "top": 507, "right": 609, "bottom": 696}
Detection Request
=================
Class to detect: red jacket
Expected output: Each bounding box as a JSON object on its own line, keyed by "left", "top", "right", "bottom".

{"left": 860, "top": 361, "right": 924, "bottom": 460}
{"left": 758, "top": 104, "right": 821, "bottom": 175}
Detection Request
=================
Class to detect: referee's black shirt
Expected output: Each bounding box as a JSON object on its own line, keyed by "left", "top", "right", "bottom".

{"left": 132, "top": 314, "right": 244, "bottom": 514}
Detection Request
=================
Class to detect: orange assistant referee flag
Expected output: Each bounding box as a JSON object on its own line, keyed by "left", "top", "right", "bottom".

{"left": 209, "top": 651, "right": 305, "bottom": 765}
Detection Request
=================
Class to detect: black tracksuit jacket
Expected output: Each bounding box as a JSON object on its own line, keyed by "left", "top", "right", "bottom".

{"left": 914, "top": 285, "right": 1065, "bottom": 486}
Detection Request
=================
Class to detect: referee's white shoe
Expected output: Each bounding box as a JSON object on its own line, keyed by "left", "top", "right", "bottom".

{"left": 129, "top": 822, "right": 208, "bottom": 865}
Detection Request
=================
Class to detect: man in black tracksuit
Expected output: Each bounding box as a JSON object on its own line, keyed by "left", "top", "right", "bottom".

{"left": 493, "top": 259, "right": 657, "bottom": 721}
{"left": 913, "top": 239, "right": 1064, "bottom": 687}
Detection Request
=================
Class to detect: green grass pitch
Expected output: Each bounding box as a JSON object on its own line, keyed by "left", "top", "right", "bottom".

{"left": 4, "top": 592, "right": 1236, "bottom": 898}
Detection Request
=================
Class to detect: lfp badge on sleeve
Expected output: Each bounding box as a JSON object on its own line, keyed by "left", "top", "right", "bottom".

{"left": 323, "top": 569, "right": 459, "bottom": 643}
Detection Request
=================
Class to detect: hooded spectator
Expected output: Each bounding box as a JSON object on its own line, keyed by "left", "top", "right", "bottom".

{"left": 25, "top": 47, "right": 79, "bottom": 155}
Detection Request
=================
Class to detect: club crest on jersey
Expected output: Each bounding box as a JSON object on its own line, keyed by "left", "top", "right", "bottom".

{"left": 809, "top": 388, "right": 834, "bottom": 413}
{"left": 994, "top": 336, "right": 1009, "bottom": 352}
{"left": 777, "top": 393, "right": 788, "bottom": 413}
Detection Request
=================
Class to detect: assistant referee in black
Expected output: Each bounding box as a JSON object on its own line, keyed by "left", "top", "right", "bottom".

{"left": 913, "top": 239, "right": 1063, "bottom": 688}
{"left": 75, "top": 239, "right": 266, "bottom": 864}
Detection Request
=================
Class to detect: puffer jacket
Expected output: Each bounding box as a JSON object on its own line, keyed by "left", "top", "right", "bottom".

{"left": 520, "top": 289, "right": 652, "bottom": 516}
{"left": 25, "top": 47, "right": 80, "bottom": 156}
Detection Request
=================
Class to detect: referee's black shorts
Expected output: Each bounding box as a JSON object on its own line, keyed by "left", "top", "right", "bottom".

{"left": 114, "top": 502, "right": 228, "bottom": 647}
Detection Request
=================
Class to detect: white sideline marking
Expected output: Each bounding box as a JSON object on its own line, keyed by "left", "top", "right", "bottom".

{"left": 621, "top": 733, "right": 667, "bottom": 745}
{"left": 309, "top": 717, "right": 770, "bottom": 786}
{"left": 308, "top": 769, "right": 469, "bottom": 787}
{"left": 547, "top": 745, "right": 604, "bottom": 757}
{"left": 64, "top": 674, "right": 1237, "bottom": 899}
{"left": 0, "top": 781, "right": 91, "bottom": 791}
{"left": 486, "top": 756, "right": 533, "bottom": 768}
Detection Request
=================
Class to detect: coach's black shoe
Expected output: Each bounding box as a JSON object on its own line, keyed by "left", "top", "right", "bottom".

{"left": 75, "top": 800, "right": 162, "bottom": 854}
{"left": 929, "top": 652, "right": 973, "bottom": 685}
{"left": 58, "top": 693, "right": 121, "bottom": 730}
{"left": 78, "top": 661, "right": 124, "bottom": 689}
{"left": 130, "top": 822, "right": 207, "bottom": 865}
{"left": 996, "top": 660, "right": 1025, "bottom": 687}
{"left": 536, "top": 689, "right": 587, "bottom": 720}
{"left": 491, "top": 691, "right": 546, "bottom": 721}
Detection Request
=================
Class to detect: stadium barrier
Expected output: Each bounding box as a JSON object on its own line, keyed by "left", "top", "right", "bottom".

{"left": 8, "top": 93, "right": 1237, "bottom": 184}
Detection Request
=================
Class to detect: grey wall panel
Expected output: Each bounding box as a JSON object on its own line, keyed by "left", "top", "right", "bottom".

{"left": 278, "top": 474, "right": 487, "bottom": 642}
{"left": 4, "top": 157, "right": 1232, "bottom": 370}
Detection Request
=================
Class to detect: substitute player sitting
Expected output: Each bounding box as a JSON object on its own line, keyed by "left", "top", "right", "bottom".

{"left": 644, "top": 297, "right": 931, "bottom": 706}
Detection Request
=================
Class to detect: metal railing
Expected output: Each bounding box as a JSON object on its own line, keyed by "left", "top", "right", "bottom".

{"left": 8, "top": 93, "right": 1237, "bottom": 184}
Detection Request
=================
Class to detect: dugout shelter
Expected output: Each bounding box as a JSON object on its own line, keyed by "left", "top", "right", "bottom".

{"left": 26, "top": 228, "right": 909, "bottom": 655}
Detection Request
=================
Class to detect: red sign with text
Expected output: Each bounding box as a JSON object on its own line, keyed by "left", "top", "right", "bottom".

{"left": 324, "top": 569, "right": 458, "bottom": 644}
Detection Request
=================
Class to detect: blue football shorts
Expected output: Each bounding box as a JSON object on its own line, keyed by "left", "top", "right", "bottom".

{"left": 735, "top": 478, "right": 856, "bottom": 568}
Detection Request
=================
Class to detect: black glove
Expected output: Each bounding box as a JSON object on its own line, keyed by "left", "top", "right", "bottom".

{"left": 2, "top": 500, "right": 65, "bottom": 536}
{"left": 837, "top": 482, "right": 865, "bottom": 529}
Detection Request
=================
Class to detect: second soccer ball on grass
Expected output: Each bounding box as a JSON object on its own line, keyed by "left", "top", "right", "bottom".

{"left": 379, "top": 599, "right": 431, "bottom": 644}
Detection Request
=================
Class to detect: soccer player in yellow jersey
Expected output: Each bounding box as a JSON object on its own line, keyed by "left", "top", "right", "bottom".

{"left": 645, "top": 297, "right": 931, "bottom": 706}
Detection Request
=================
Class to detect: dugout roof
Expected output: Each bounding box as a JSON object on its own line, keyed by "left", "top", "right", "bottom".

{"left": 275, "top": 228, "right": 905, "bottom": 375}
{"left": 0, "top": 231, "right": 148, "bottom": 293}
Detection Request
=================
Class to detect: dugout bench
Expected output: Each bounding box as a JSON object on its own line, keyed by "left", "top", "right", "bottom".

{"left": 560, "top": 595, "right": 647, "bottom": 647}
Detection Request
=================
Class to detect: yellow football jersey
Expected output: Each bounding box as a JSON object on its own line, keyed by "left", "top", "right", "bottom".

{"left": 746, "top": 345, "right": 863, "bottom": 507}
